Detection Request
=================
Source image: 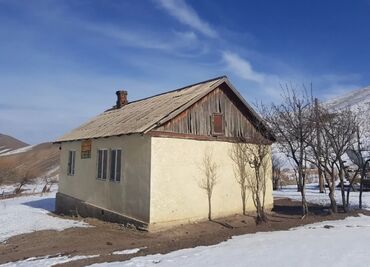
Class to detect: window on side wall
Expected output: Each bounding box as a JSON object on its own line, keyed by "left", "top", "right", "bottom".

{"left": 97, "top": 149, "right": 108, "bottom": 180}
{"left": 67, "top": 150, "right": 76, "bottom": 176}
{"left": 110, "top": 149, "right": 122, "bottom": 182}
{"left": 212, "top": 113, "right": 224, "bottom": 136}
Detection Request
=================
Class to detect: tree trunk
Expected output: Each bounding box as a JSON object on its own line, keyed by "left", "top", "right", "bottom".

{"left": 318, "top": 170, "right": 325, "bottom": 193}
{"left": 255, "top": 195, "right": 266, "bottom": 224}
{"left": 359, "top": 170, "right": 365, "bottom": 209}
{"left": 208, "top": 194, "right": 212, "bottom": 221}
{"left": 329, "top": 185, "right": 337, "bottom": 213}
{"left": 242, "top": 191, "right": 246, "bottom": 215}
{"left": 298, "top": 164, "right": 308, "bottom": 216}
{"left": 339, "top": 168, "right": 347, "bottom": 212}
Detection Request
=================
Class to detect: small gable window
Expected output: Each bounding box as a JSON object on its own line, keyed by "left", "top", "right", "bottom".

{"left": 212, "top": 113, "right": 224, "bottom": 136}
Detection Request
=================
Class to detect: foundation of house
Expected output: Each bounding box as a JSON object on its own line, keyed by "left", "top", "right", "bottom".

{"left": 55, "top": 192, "right": 148, "bottom": 230}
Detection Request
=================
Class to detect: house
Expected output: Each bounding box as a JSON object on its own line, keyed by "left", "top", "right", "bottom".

{"left": 55, "top": 76, "right": 275, "bottom": 230}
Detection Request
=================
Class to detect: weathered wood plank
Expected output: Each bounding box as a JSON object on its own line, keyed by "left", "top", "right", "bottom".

{"left": 154, "top": 86, "right": 267, "bottom": 141}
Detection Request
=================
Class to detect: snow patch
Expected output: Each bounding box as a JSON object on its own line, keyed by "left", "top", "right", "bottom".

{"left": 90, "top": 215, "right": 370, "bottom": 267}
{"left": 0, "top": 148, "right": 11, "bottom": 154}
{"left": 0, "top": 145, "right": 35, "bottom": 156}
{"left": 112, "top": 247, "right": 146, "bottom": 255}
{"left": 0, "top": 254, "right": 99, "bottom": 267}
{"left": 0, "top": 191, "right": 90, "bottom": 242}
{"left": 273, "top": 184, "right": 370, "bottom": 210}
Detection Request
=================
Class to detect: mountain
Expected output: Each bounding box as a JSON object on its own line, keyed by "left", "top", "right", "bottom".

{"left": 326, "top": 85, "right": 370, "bottom": 112}
{"left": 325, "top": 85, "right": 370, "bottom": 153}
{"left": 0, "top": 133, "right": 29, "bottom": 155}
{"left": 0, "top": 134, "right": 60, "bottom": 185}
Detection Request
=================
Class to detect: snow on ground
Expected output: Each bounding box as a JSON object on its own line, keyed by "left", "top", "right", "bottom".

{"left": 273, "top": 184, "right": 370, "bottom": 210}
{"left": 0, "top": 191, "right": 89, "bottom": 243}
{"left": 112, "top": 247, "right": 146, "bottom": 255}
{"left": 0, "top": 254, "right": 99, "bottom": 267}
{"left": 0, "top": 175, "right": 59, "bottom": 196}
{"left": 0, "top": 145, "right": 35, "bottom": 156}
{"left": 0, "top": 148, "right": 11, "bottom": 154}
{"left": 91, "top": 215, "right": 370, "bottom": 267}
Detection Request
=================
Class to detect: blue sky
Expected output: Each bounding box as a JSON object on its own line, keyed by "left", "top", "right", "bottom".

{"left": 1, "top": 0, "right": 370, "bottom": 144}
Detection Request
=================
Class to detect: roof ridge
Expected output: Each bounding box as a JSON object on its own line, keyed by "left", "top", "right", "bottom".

{"left": 125, "top": 75, "right": 227, "bottom": 106}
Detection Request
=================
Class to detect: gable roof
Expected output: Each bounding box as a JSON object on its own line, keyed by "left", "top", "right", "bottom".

{"left": 56, "top": 76, "right": 274, "bottom": 142}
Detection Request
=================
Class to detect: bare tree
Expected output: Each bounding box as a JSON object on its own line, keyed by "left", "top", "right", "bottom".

{"left": 263, "top": 86, "right": 314, "bottom": 216}
{"left": 272, "top": 154, "right": 283, "bottom": 190}
{"left": 231, "top": 127, "right": 271, "bottom": 224}
{"left": 354, "top": 106, "right": 370, "bottom": 209}
{"left": 199, "top": 149, "right": 218, "bottom": 221}
{"left": 347, "top": 126, "right": 370, "bottom": 209}
{"left": 230, "top": 142, "right": 249, "bottom": 215}
{"left": 245, "top": 137, "right": 270, "bottom": 224}
{"left": 14, "top": 170, "right": 35, "bottom": 194}
{"left": 307, "top": 107, "right": 357, "bottom": 213}
{"left": 42, "top": 175, "right": 58, "bottom": 193}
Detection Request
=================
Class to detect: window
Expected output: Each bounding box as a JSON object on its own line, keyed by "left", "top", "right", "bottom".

{"left": 212, "top": 113, "right": 224, "bottom": 136}
{"left": 110, "top": 149, "right": 122, "bottom": 182}
{"left": 67, "top": 150, "right": 76, "bottom": 176}
{"left": 97, "top": 149, "right": 108, "bottom": 180}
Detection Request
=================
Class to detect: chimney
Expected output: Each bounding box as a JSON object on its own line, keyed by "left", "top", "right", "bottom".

{"left": 116, "top": 90, "right": 128, "bottom": 108}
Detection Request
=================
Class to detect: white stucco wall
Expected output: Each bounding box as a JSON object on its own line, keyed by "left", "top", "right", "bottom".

{"left": 59, "top": 134, "right": 151, "bottom": 222}
{"left": 150, "top": 137, "right": 273, "bottom": 225}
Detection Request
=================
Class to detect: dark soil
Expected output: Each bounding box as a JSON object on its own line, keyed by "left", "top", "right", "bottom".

{"left": 1, "top": 198, "right": 368, "bottom": 266}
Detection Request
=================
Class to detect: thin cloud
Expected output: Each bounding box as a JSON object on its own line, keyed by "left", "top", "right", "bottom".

{"left": 222, "top": 51, "right": 265, "bottom": 83}
{"left": 156, "top": 0, "right": 218, "bottom": 38}
{"left": 222, "top": 51, "right": 290, "bottom": 100}
{"left": 82, "top": 22, "right": 202, "bottom": 54}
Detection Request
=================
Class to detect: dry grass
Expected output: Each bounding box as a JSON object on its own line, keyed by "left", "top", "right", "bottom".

{"left": 0, "top": 143, "right": 60, "bottom": 184}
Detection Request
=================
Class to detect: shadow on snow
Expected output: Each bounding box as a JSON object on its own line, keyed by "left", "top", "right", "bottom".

{"left": 22, "top": 197, "right": 55, "bottom": 212}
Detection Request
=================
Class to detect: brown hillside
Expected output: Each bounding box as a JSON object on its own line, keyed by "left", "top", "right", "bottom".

{"left": 0, "top": 133, "right": 28, "bottom": 154}
{"left": 0, "top": 142, "right": 60, "bottom": 185}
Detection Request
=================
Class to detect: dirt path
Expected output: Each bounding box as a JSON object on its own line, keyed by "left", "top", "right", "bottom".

{"left": 1, "top": 198, "right": 369, "bottom": 266}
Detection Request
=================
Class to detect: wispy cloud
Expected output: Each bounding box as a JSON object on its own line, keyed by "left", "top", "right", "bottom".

{"left": 156, "top": 0, "right": 218, "bottom": 38}
{"left": 222, "top": 51, "right": 265, "bottom": 83}
{"left": 222, "top": 50, "right": 363, "bottom": 102}
{"left": 222, "top": 51, "right": 298, "bottom": 101}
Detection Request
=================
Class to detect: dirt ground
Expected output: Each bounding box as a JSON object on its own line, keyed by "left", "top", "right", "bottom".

{"left": 1, "top": 198, "right": 369, "bottom": 266}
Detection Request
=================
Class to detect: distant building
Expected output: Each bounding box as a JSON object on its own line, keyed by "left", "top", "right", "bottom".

{"left": 55, "top": 76, "right": 275, "bottom": 230}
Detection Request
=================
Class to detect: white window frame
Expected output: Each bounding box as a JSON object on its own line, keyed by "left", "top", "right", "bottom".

{"left": 109, "top": 149, "right": 122, "bottom": 182}
{"left": 67, "top": 150, "right": 76, "bottom": 176}
{"left": 97, "top": 149, "right": 108, "bottom": 180}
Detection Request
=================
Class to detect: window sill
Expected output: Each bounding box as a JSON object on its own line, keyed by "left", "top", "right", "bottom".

{"left": 109, "top": 180, "right": 121, "bottom": 183}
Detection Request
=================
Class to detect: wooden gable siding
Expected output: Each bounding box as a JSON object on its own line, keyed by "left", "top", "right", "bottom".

{"left": 152, "top": 85, "right": 266, "bottom": 142}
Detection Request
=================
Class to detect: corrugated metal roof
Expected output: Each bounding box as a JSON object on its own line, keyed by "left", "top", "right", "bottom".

{"left": 56, "top": 76, "right": 226, "bottom": 142}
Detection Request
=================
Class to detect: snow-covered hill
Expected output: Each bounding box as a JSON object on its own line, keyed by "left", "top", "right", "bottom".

{"left": 0, "top": 133, "right": 29, "bottom": 155}
{"left": 326, "top": 85, "right": 370, "bottom": 112}
{"left": 326, "top": 85, "right": 370, "bottom": 151}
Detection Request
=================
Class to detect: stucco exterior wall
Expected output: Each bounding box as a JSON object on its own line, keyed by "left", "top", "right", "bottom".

{"left": 150, "top": 137, "right": 273, "bottom": 225}
{"left": 58, "top": 134, "right": 151, "bottom": 223}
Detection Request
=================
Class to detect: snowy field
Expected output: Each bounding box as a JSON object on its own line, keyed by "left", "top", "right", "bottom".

{"left": 90, "top": 214, "right": 370, "bottom": 267}
{"left": 0, "top": 190, "right": 89, "bottom": 243}
{"left": 3, "top": 183, "right": 370, "bottom": 266}
{"left": 88, "top": 185, "right": 370, "bottom": 267}
{"left": 273, "top": 184, "right": 370, "bottom": 210}
{"left": 0, "top": 254, "right": 99, "bottom": 267}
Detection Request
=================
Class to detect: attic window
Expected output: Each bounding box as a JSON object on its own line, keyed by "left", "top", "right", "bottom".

{"left": 212, "top": 113, "right": 224, "bottom": 136}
